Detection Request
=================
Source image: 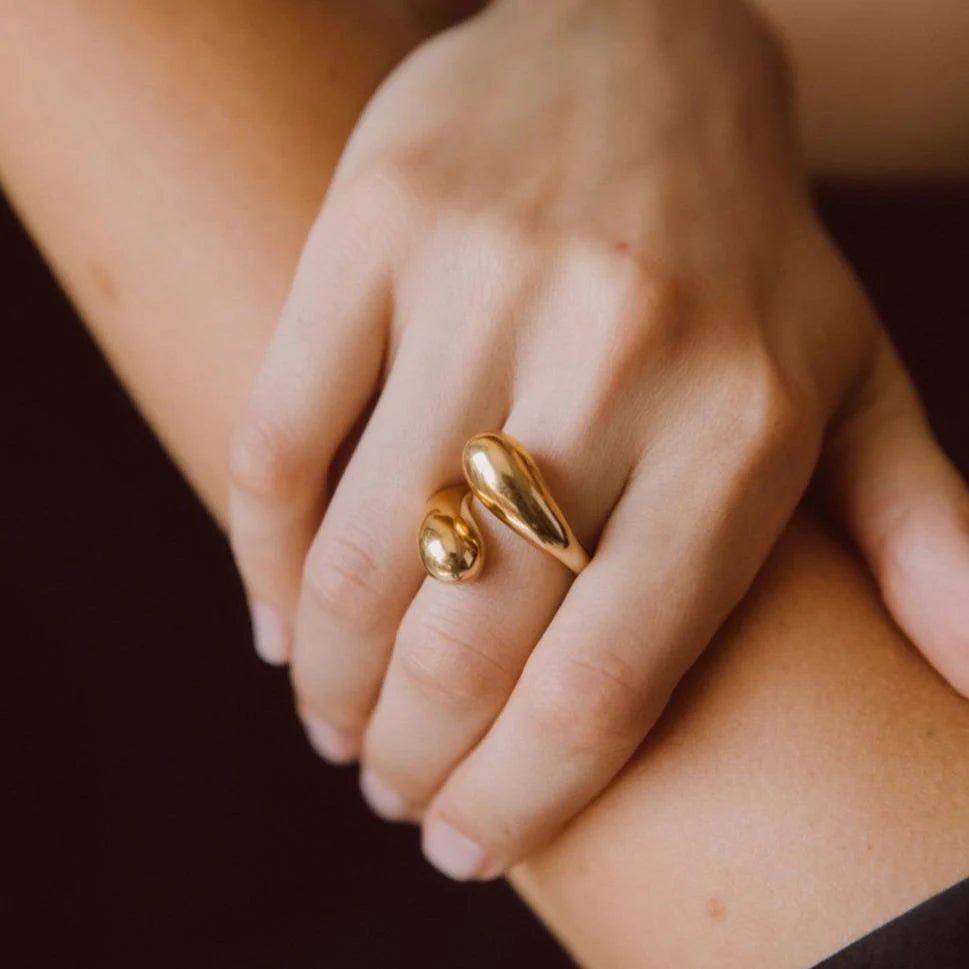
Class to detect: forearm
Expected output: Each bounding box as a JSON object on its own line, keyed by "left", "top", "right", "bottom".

{"left": 0, "top": 0, "right": 422, "bottom": 518}
{"left": 423, "top": 0, "right": 969, "bottom": 179}
{"left": 513, "top": 516, "right": 969, "bottom": 967}
{"left": 754, "top": 0, "right": 969, "bottom": 179}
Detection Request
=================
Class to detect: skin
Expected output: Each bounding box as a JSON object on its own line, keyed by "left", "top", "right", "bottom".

{"left": 226, "top": 0, "right": 969, "bottom": 881}
{"left": 514, "top": 517, "right": 969, "bottom": 968}
{"left": 1, "top": 1, "right": 968, "bottom": 965}
{"left": 755, "top": 0, "right": 969, "bottom": 179}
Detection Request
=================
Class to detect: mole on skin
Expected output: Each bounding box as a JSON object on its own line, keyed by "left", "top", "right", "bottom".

{"left": 89, "top": 259, "right": 118, "bottom": 309}
{"left": 705, "top": 896, "right": 727, "bottom": 921}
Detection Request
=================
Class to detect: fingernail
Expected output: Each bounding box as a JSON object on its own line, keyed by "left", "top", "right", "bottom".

{"left": 249, "top": 602, "right": 290, "bottom": 666}
{"left": 303, "top": 714, "right": 360, "bottom": 765}
{"left": 422, "top": 818, "right": 489, "bottom": 881}
{"left": 360, "top": 768, "right": 412, "bottom": 822}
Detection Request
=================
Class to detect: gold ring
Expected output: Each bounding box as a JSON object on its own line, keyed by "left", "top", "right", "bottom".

{"left": 418, "top": 431, "right": 590, "bottom": 583}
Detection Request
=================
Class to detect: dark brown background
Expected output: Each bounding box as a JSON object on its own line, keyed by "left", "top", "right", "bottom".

{"left": 2, "top": 186, "right": 967, "bottom": 968}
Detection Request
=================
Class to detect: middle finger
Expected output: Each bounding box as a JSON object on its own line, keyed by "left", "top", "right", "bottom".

{"left": 359, "top": 399, "right": 631, "bottom": 820}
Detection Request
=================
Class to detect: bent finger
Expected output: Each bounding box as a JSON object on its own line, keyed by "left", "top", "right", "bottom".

{"left": 228, "top": 201, "right": 392, "bottom": 664}
{"left": 825, "top": 333, "right": 969, "bottom": 694}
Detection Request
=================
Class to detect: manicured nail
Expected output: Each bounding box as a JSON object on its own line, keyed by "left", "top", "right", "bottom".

{"left": 360, "top": 768, "right": 412, "bottom": 822}
{"left": 249, "top": 602, "right": 290, "bottom": 666}
{"left": 303, "top": 714, "right": 360, "bottom": 765}
{"left": 422, "top": 818, "right": 489, "bottom": 881}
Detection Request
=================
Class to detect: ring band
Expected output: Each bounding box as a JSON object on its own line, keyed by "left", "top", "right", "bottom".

{"left": 418, "top": 431, "right": 589, "bottom": 583}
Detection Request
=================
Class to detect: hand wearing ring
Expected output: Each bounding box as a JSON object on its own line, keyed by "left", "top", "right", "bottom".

{"left": 228, "top": 0, "right": 969, "bottom": 883}
{"left": 419, "top": 431, "right": 590, "bottom": 584}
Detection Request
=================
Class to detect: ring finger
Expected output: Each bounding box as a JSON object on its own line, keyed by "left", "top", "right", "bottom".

{"left": 358, "top": 402, "right": 633, "bottom": 820}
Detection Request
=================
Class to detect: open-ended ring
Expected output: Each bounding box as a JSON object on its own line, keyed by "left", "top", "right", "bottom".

{"left": 418, "top": 431, "right": 590, "bottom": 583}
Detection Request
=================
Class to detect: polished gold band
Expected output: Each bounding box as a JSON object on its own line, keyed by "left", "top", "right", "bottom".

{"left": 418, "top": 431, "right": 590, "bottom": 583}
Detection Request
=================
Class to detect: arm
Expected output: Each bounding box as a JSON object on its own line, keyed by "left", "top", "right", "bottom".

{"left": 0, "top": 0, "right": 965, "bottom": 528}
{"left": 513, "top": 515, "right": 969, "bottom": 968}
{"left": 0, "top": 0, "right": 419, "bottom": 516}
{"left": 756, "top": 0, "right": 969, "bottom": 179}
{"left": 1, "top": 2, "right": 968, "bottom": 967}
{"left": 407, "top": 0, "right": 969, "bottom": 180}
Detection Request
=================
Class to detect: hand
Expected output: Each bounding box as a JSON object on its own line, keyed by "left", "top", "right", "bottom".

{"left": 228, "top": 0, "right": 969, "bottom": 879}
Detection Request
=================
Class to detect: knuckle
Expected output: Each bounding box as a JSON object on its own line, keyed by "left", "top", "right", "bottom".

{"left": 471, "top": 213, "right": 540, "bottom": 266}
{"left": 229, "top": 408, "right": 305, "bottom": 502}
{"left": 613, "top": 272, "right": 689, "bottom": 359}
{"left": 302, "top": 530, "right": 394, "bottom": 633}
{"left": 524, "top": 651, "right": 649, "bottom": 755}
{"left": 354, "top": 155, "right": 424, "bottom": 214}
{"left": 396, "top": 610, "right": 515, "bottom": 709}
{"left": 440, "top": 212, "right": 542, "bottom": 301}
{"left": 354, "top": 141, "right": 462, "bottom": 224}
{"left": 574, "top": 239, "right": 689, "bottom": 352}
{"left": 596, "top": 233, "right": 675, "bottom": 288}
{"left": 729, "top": 351, "right": 817, "bottom": 468}
{"left": 560, "top": 243, "right": 690, "bottom": 443}
{"left": 331, "top": 157, "right": 428, "bottom": 248}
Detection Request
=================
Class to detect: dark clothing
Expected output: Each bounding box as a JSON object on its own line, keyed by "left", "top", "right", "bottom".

{"left": 815, "top": 877, "right": 969, "bottom": 969}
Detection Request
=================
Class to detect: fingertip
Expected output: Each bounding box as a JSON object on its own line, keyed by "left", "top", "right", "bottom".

{"left": 359, "top": 767, "right": 420, "bottom": 823}
{"left": 421, "top": 816, "right": 502, "bottom": 882}
{"left": 880, "top": 503, "right": 969, "bottom": 697}
{"left": 249, "top": 601, "right": 291, "bottom": 665}
{"left": 303, "top": 714, "right": 361, "bottom": 765}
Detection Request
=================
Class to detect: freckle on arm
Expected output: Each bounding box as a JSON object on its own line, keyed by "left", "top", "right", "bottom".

{"left": 705, "top": 896, "right": 727, "bottom": 922}
{"left": 89, "top": 259, "right": 118, "bottom": 309}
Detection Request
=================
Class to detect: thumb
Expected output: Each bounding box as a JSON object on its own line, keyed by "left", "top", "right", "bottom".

{"left": 824, "top": 331, "right": 969, "bottom": 695}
